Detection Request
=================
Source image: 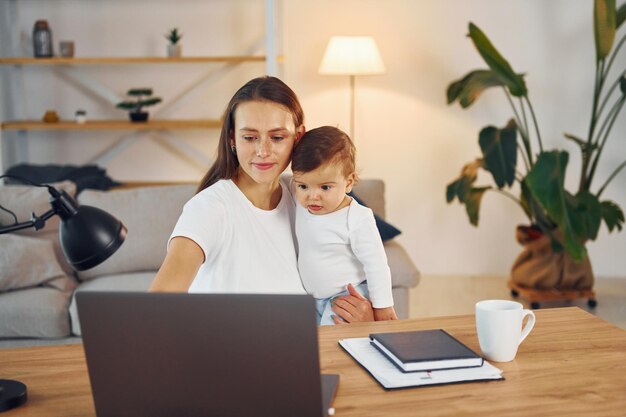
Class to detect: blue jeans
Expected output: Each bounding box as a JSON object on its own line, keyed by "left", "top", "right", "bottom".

{"left": 316, "top": 281, "right": 369, "bottom": 326}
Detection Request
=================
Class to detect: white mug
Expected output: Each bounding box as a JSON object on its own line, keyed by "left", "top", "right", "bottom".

{"left": 475, "top": 300, "right": 536, "bottom": 362}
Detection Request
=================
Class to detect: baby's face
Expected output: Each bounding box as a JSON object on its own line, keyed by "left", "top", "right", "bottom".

{"left": 293, "top": 162, "right": 354, "bottom": 215}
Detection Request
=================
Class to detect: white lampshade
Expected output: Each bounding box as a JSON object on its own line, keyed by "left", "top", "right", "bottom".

{"left": 319, "top": 36, "right": 386, "bottom": 75}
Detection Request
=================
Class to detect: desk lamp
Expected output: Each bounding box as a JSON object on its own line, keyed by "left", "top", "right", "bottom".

{"left": 319, "top": 36, "right": 386, "bottom": 140}
{"left": 0, "top": 174, "right": 127, "bottom": 412}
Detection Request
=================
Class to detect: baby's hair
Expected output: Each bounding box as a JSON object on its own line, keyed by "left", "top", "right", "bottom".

{"left": 292, "top": 126, "right": 356, "bottom": 178}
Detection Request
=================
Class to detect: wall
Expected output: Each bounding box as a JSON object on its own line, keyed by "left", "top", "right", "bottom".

{"left": 2, "top": 0, "right": 625, "bottom": 277}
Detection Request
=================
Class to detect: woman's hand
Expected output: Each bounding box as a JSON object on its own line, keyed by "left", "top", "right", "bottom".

{"left": 331, "top": 283, "right": 375, "bottom": 324}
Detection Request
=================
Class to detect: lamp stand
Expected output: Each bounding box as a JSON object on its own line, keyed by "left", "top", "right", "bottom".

{"left": 349, "top": 74, "right": 355, "bottom": 141}
{"left": 0, "top": 379, "right": 28, "bottom": 411}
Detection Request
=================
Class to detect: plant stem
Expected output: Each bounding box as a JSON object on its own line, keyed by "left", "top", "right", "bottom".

{"left": 518, "top": 144, "right": 530, "bottom": 171}
{"left": 595, "top": 69, "right": 625, "bottom": 125}
{"left": 504, "top": 88, "right": 533, "bottom": 165}
{"left": 519, "top": 97, "right": 530, "bottom": 138}
{"left": 587, "top": 95, "right": 626, "bottom": 190}
{"left": 492, "top": 188, "right": 522, "bottom": 204}
{"left": 598, "top": 159, "right": 626, "bottom": 197}
{"left": 581, "top": 60, "right": 605, "bottom": 191}
{"left": 524, "top": 96, "right": 543, "bottom": 152}
{"left": 601, "top": 33, "right": 626, "bottom": 86}
{"left": 593, "top": 93, "right": 624, "bottom": 146}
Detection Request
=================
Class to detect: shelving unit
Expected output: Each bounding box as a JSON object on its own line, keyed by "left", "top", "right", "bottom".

{"left": 1, "top": 119, "right": 222, "bottom": 131}
{"left": 0, "top": 56, "right": 275, "bottom": 65}
{"left": 0, "top": 0, "right": 281, "bottom": 176}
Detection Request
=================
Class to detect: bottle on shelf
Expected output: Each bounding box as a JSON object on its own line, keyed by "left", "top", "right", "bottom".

{"left": 33, "top": 20, "right": 53, "bottom": 58}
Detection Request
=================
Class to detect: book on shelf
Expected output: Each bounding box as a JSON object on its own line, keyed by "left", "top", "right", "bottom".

{"left": 369, "top": 329, "right": 483, "bottom": 372}
{"left": 339, "top": 337, "right": 503, "bottom": 390}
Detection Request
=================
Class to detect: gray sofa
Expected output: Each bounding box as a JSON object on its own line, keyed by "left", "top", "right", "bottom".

{"left": 0, "top": 179, "right": 420, "bottom": 347}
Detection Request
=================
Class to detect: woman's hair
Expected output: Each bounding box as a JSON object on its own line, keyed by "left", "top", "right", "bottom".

{"left": 197, "top": 76, "right": 304, "bottom": 192}
{"left": 291, "top": 126, "right": 356, "bottom": 178}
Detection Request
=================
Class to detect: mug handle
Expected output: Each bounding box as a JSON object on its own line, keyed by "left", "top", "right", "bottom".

{"left": 519, "top": 309, "right": 536, "bottom": 345}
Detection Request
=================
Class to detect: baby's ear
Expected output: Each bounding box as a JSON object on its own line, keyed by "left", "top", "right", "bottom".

{"left": 345, "top": 172, "right": 356, "bottom": 193}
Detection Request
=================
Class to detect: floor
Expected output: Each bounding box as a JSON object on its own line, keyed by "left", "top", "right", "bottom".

{"left": 408, "top": 274, "right": 626, "bottom": 330}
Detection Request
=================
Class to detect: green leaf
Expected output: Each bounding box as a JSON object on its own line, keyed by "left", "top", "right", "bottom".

{"left": 468, "top": 22, "right": 527, "bottom": 97}
{"left": 446, "top": 159, "right": 483, "bottom": 203}
{"left": 618, "top": 3, "right": 626, "bottom": 28}
{"left": 525, "top": 151, "right": 587, "bottom": 260}
{"left": 600, "top": 200, "right": 625, "bottom": 232}
{"left": 128, "top": 88, "right": 153, "bottom": 96}
{"left": 465, "top": 187, "right": 490, "bottom": 226}
{"left": 446, "top": 70, "right": 506, "bottom": 108}
{"left": 575, "top": 191, "right": 603, "bottom": 240}
{"left": 594, "top": 0, "right": 617, "bottom": 61}
{"left": 479, "top": 119, "right": 517, "bottom": 188}
{"left": 138, "top": 97, "right": 162, "bottom": 107}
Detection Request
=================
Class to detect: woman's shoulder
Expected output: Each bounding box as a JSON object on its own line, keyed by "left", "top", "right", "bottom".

{"left": 185, "top": 180, "right": 235, "bottom": 213}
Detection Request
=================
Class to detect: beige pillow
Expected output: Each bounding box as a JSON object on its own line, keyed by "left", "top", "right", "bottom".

{"left": 0, "top": 181, "right": 78, "bottom": 275}
{"left": 0, "top": 234, "right": 71, "bottom": 291}
{"left": 76, "top": 185, "right": 197, "bottom": 281}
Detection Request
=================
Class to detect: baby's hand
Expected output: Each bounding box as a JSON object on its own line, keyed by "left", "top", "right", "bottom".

{"left": 373, "top": 306, "right": 398, "bottom": 321}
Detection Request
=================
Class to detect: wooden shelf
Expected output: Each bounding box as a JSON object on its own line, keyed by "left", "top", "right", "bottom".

{"left": 1, "top": 119, "right": 222, "bottom": 131}
{"left": 0, "top": 56, "right": 281, "bottom": 65}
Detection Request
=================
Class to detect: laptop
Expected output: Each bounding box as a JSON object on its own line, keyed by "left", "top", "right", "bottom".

{"left": 76, "top": 292, "right": 339, "bottom": 417}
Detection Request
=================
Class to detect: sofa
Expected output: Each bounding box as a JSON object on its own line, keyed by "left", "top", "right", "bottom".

{"left": 0, "top": 179, "right": 420, "bottom": 347}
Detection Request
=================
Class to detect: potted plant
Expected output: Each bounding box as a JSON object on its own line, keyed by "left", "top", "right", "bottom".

{"left": 116, "top": 88, "right": 162, "bottom": 122}
{"left": 165, "top": 28, "right": 183, "bottom": 57}
{"left": 446, "top": 1, "right": 625, "bottom": 290}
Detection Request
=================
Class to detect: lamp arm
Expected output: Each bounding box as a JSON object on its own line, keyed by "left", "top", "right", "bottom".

{"left": 0, "top": 207, "right": 57, "bottom": 234}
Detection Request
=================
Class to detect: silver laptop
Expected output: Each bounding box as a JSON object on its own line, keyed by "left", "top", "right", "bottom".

{"left": 76, "top": 292, "right": 339, "bottom": 417}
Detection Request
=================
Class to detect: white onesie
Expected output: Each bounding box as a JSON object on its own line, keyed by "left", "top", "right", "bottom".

{"left": 296, "top": 198, "right": 394, "bottom": 309}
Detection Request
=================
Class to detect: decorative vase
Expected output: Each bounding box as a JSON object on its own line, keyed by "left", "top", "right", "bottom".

{"left": 510, "top": 225, "right": 594, "bottom": 290}
{"left": 167, "top": 44, "right": 181, "bottom": 58}
{"left": 129, "top": 112, "right": 149, "bottom": 122}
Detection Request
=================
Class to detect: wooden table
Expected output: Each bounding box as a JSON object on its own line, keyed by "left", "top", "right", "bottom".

{"left": 1, "top": 307, "right": 625, "bottom": 416}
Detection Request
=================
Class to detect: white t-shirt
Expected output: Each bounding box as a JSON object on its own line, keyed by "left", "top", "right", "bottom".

{"left": 296, "top": 198, "right": 394, "bottom": 308}
{"left": 169, "top": 178, "right": 306, "bottom": 294}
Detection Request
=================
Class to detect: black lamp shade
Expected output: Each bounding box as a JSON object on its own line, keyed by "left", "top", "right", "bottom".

{"left": 59, "top": 205, "right": 127, "bottom": 271}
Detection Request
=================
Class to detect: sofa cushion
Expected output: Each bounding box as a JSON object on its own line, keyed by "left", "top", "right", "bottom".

{"left": 0, "top": 234, "right": 71, "bottom": 291}
{"left": 350, "top": 192, "right": 401, "bottom": 241}
{"left": 385, "top": 240, "right": 420, "bottom": 289}
{"left": 0, "top": 181, "right": 78, "bottom": 275}
{"left": 0, "top": 286, "right": 73, "bottom": 338}
{"left": 75, "top": 185, "right": 196, "bottom": 281}
{"left": 69, "top": 272, "right": 155, "bottom": 335}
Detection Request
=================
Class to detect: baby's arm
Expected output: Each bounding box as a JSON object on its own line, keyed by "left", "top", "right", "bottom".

{"left": 373, "top": 306, "right": 398, "bottom": 321}
{"left": 349, "top": 205, "right": 395, "bottom": 317}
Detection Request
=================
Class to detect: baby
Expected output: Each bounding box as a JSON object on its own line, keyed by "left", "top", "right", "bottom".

{"left": 291, "top": 126, "right": 396, "bottom": 325}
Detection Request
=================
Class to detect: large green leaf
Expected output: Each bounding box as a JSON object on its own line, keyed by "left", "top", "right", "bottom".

{"left": 468, "top": 23, "right": 527, "bottom": 97}
{"left": 594, "top": 0, "right": 617, "bottom": 61}
{"left": 575, "top": 191, "right": 603, "bottom": 240}
{"left": 479, "top": 120, "right": 517, "bottom": 188}
{"left": 447, "top": 70, "right": 506, "bottom": 108}
{"left": 465, "top": 187, "right": 490, "bottom": 226}
{"left": 525, "top": 151, "right": 587, "bottom": 260}
{"left": 600, "top": 200, "right": 625, "bottom": 231}
{"left": 618, "top": 3, "right": 626, "bottom": 28}
{"left": 446, "top": 159, "right": 482, "bottom": 203}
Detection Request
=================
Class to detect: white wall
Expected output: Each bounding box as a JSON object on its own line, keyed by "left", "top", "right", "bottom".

{"left": 2, "top": 0, "right": 625, "bottom": 277}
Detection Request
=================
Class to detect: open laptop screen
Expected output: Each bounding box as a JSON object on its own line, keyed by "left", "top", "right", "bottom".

{"left": 77, "top": 292, "right": 335, "bottom": 417}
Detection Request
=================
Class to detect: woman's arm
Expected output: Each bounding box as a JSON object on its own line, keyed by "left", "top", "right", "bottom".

{"left": 149, "top": 237, "right": 205, "bottom": 292}
{"left": 331, "top": 283, "right": 375, "bottom": 323}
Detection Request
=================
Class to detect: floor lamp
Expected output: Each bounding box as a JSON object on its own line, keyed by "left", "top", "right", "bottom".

{"left": 319, "top": 36, "right": 386, "bottom": 140}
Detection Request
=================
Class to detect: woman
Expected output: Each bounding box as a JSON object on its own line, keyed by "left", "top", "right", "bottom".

{"left": 150, "top": 76, "right": 373, "bottom": 323}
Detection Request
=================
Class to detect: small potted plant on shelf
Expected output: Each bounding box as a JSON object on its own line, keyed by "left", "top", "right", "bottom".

{"left": 116, "top": 88, "right": 162, "bottom": 122}
{"left": 166, "top": 28, "right": 183, "bottom": 57}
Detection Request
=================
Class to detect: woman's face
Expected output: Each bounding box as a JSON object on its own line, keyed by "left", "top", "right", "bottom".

{"left": 232, "top": 100, "right": 301, "bottom": 185}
